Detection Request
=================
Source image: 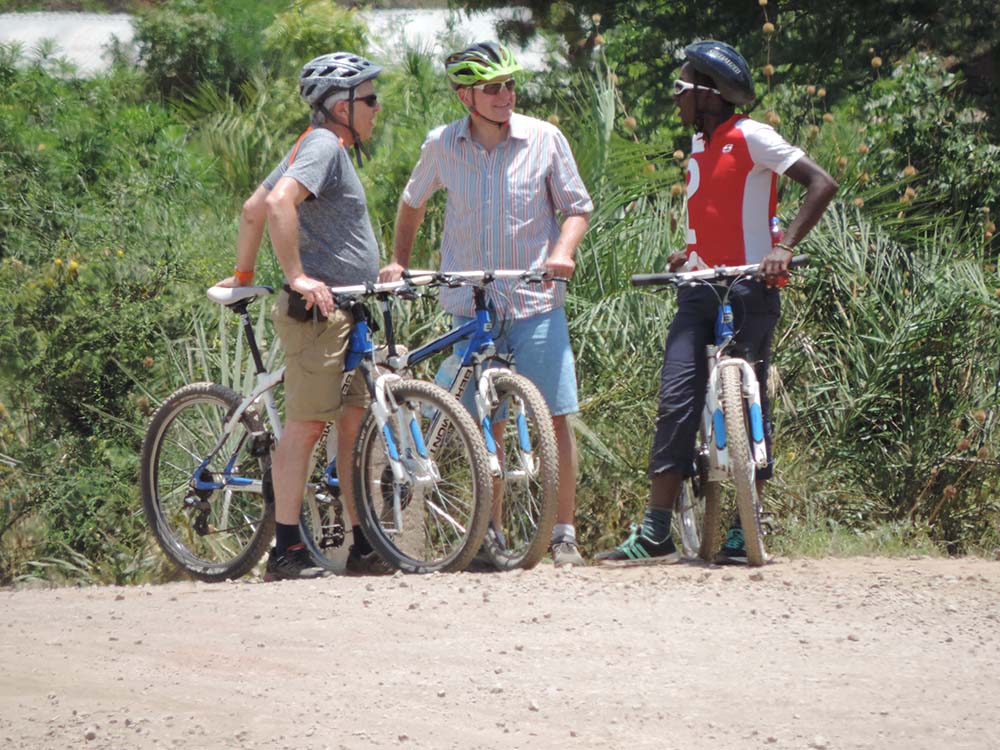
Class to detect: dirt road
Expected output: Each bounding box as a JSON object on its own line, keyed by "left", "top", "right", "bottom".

{"left": 2, "top": 556, "right": 998, "bottom": 750}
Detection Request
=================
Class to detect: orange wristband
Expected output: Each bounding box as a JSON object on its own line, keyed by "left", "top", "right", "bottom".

{"left": 234, "top": 267, "right": 255, "bottom": 286}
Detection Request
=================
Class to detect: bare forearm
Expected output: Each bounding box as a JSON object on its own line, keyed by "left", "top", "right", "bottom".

{"left": 267, "top": 199, "right": 305, "bottom": 282}
{"left": 783, "top": 159, "right": 838, "bottom": 248}
{"left": 550, "top": 213, "right": 590, "bottom": 263}
{"left": 235, "top": 186, "right": 269, "bottom": 273}
{"left": 391, "top": 200, "right": 427, "bottom": 267}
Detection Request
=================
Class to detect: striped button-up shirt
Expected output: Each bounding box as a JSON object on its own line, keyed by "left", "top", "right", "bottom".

{"left": 402, "top": 112, "right": 593, "bottom": 319}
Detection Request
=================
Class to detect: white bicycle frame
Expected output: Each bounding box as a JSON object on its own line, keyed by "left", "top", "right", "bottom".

{"left": 702, "top": 352, "right": 768, "bottom": 482}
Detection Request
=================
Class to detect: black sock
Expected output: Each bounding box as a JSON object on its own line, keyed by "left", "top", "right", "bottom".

{"left": 275, "top": 522, "right": 301, "bottom": 555}
{"left": 352, "top": 525, "right": 373, "bottom": 556}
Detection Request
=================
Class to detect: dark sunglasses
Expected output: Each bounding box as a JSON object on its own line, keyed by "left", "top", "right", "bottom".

{"left": 472, "top": 79, "right": 516, "bottom": 95}
{"left": 355, "top": 93, "right": 379, "bottom": 107}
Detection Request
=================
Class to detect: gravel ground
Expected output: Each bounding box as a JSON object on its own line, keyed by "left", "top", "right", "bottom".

{"left": 2, "top": 556, "right": 999, "bottom": 749}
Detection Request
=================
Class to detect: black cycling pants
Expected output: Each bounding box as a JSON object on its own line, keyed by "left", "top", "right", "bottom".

{"left": 649, "top": 279, "right": 781, "bottom": 480}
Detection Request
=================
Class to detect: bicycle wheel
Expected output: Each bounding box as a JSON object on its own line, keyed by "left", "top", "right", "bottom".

{"left": 720, "top": 365, "right": 767, "bottom": 566}
{"left": 140, "top": 382, "right": 275, "bottom": 582}
{"left": 481, "top": 372, "right": 558, "bottom": 570}
{"left": 354, "top": 379, "right": 491, "bottom": 573}
{"left": 674, "top": 448, "right": 722, "bottom": 562}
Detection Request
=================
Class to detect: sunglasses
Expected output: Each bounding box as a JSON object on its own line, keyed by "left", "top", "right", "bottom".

{"left": 472, "top": 79, "right": 516, "bottom": 95}
{"left": 672, "top": 79, "right": 721, "bottom": 97}
{"left": 354, "top": 93, "right": 379, "bottom": 107}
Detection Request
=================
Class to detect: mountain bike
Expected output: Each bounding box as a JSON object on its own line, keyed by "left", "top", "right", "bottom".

{"left": 139, "top": 278, "right": 492, "bottom": 580}
{"left": 631, "top": 255, "right": 808, "bottom": 566}
{"left": 376, "top": 269, "right": 560, "bottom": 570}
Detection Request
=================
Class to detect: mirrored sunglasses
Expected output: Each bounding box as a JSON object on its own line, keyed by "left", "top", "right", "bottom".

{"left": 472, "top": 79, "right": 516, "bottom": 95}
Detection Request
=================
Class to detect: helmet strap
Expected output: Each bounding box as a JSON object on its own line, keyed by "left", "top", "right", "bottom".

{"left": 468, "top": 90, "right": 509, "bottom": 130}
{"left": 318, "top": 92, "right": 369, "bottom": 168}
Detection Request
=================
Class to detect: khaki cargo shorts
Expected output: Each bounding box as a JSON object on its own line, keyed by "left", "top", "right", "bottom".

{"left": 271, "top": 290, "right": 369, "bottom": 423}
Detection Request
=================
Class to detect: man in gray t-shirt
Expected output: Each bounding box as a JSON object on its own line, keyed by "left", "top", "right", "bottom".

{"left": 216, "top": 52, "right": 388, "bottom": 581}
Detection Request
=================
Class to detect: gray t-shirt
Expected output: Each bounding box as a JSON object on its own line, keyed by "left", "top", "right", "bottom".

{"left": 264, "top": 128, "right": 379, "bottom": 286}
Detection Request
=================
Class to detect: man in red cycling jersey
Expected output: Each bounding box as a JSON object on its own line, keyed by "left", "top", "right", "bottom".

{"left": 597, "top": 40, "right": 837, "bottom": 566}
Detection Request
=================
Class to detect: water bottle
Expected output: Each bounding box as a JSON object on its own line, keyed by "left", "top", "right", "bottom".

{"left": 770, "top": 216, "right": 784, "bottom": 246}
{"left": 769, "top": 216, "right": 789, "bottom": 288}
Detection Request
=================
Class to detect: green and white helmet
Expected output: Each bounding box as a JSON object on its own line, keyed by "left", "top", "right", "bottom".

{"left": 445, "top": 42, "right": 522, "bottom": 87}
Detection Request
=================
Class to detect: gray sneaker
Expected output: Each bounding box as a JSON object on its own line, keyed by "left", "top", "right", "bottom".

{"left": 549, "top": 537, "right": 586, "bottom": 567}
{"left": 263, "top": 545, "right": 328, "bottom": 582}
{"left": 344, "top": 546, "right": 394, "bottom": 576}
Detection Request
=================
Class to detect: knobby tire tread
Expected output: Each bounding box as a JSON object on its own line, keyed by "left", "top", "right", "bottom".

{"left": 140, "top": 382, "right": 275, "bottom": 582}
{"left": 720, "top": 367, "right": 767, "bottom": 566}
{"left": 353, "top": 379, "right": 491, "bottom": 573}
{"left": 483, "top": 373, "right": 558, "bottom": 570}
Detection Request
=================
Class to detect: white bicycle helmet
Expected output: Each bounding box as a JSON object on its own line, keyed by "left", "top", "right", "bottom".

{"left": 299, "top": 52, "right": 382, "bottom": 106}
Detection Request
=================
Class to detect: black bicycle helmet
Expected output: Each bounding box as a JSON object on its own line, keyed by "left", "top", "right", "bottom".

{"left": 299, "top": 52, "right": 382, "bottom": 106}
{"left": 683, "top": 40, "right": 755, "bottom": 106}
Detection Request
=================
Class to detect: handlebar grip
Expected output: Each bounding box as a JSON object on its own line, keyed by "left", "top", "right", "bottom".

{"left": 789, "top": 254, "right": 809, "bottom": 269}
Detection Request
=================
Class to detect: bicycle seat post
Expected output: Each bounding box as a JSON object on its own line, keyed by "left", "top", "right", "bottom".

{"left": 379, "top": 296, "right": 399, "bottom": 358}
{"left": 231, "top": 300, "right": 268, "bottom": 375}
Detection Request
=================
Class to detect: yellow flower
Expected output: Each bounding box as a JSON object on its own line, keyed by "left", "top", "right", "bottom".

{"left": 117, "top": 249, "right": 124, "bottom": 257}
{"left": 823, "top": 112, "right": 834, "bottom": 123}
{"left": 762, "top": 22, "right": 775, "bottom": 34}
{"left": 763, "top": 64, "right": 775, "bottom": 78}
{"left": 54, "top": 258, "right": 63, "bottom": 266}
{"left": 871, "top": 56, "right": 883, "bottom": 69}
{"left": 37, "top": 143, "right": 46, "bottom": 151}
{"left": 68, "top": 259, "right": 79, "bottom": 271}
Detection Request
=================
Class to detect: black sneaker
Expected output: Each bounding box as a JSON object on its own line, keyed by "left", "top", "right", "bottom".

{"left": 594, "top": 524, "right": 681, "bottom": 567}
{"left": 263, "top": 544, "right": 327, "bottom": 582}
{"left": 344, "top": 546, "right": 393, "bottom": 576}
{"left": 713, "top": 527, "right": 748, "bottom": 565}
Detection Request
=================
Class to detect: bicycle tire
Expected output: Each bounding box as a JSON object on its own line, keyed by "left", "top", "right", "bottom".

{"left": 353, "top": 379, "right": 491, "bottom": 573}
{"left": 720, "top": 366, "right": 767, "bottom": 566}
{"left": 674, "top": 477, "right": 722, "bottom": 562}
{"left": 481, "top": 373, "right": 558, "bottom": 570}
{"left": 140, "top": 382, "right": 275, "bottom": 582}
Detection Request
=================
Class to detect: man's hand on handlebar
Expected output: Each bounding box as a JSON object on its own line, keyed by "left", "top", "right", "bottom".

{"left": 543, "top": 255, "right": 575, "bottom": 290}
{"left": 667, "top": 251, "right": 688, "bottom": 273}
{"left": 378, "top": 262, "right": 406, "bottom": 283}
{"left": 758, "top": 246, "right": 793, "bottom": 287}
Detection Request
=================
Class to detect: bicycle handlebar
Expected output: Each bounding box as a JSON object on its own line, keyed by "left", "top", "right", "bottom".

{"left": 630, "top": 255, "right": 809, "bottom": 288}
{"left": 401, "top": 268, "right": 568, "bottom": 289}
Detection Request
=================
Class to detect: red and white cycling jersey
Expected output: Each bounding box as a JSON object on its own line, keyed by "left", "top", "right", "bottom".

{"left": 684, "top": 114, "right": 804, "bottom": 269}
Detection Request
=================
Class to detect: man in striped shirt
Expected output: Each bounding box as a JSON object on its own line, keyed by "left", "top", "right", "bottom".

{"left": 379, "top": 42, "right": 593, "bottom": 566}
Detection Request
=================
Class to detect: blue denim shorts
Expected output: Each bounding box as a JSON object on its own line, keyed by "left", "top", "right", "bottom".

{"left": 441, "top": 306, "right": 579, "bottom": 417}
